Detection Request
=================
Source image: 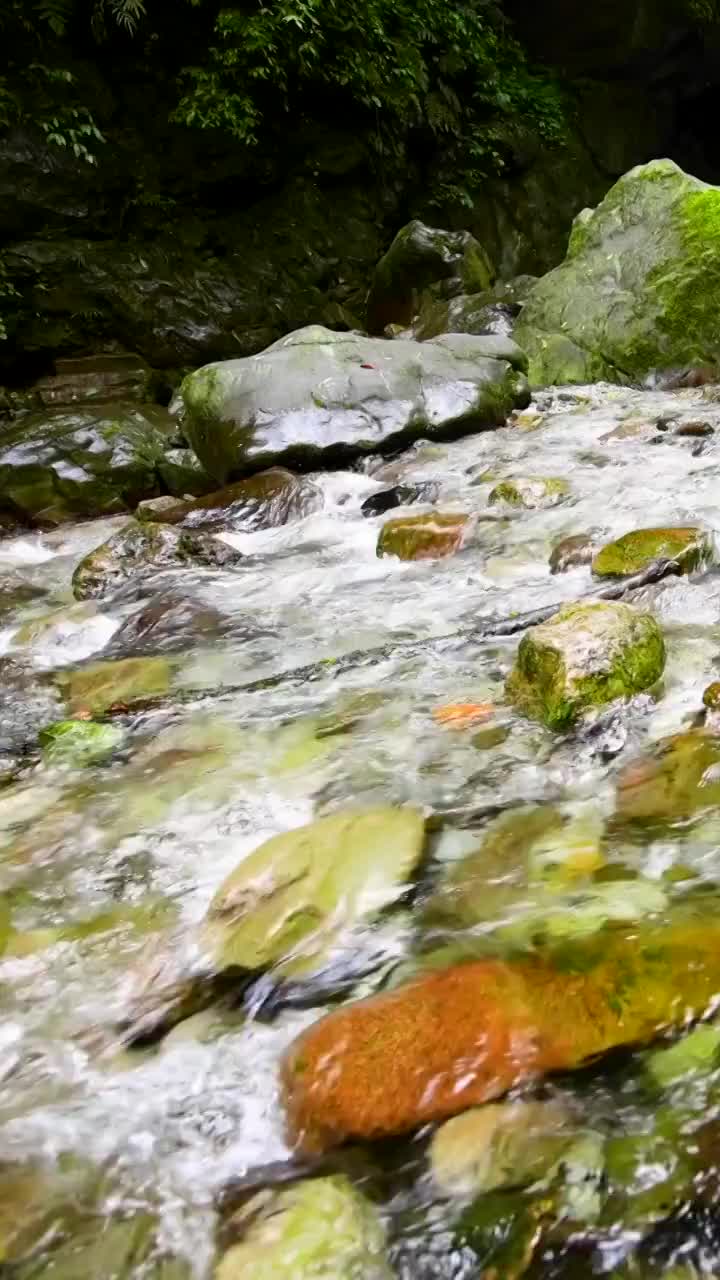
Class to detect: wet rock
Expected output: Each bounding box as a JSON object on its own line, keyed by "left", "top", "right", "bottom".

{"left": 157, "top": 446, "right": 216, "bottom": 498}
{"left": 489, "top": 476, "right": 570, "bottom": 509}
{"left": 549, "top": 534, "right": 595, "bottom": 574}
{"left": 0, "top": 571, "right": 46, "bottom": 612}
{"left": 411, "top": 294, "right": 516, "bottom": 342}
{"left": 430, "top": 1100, "right": 571, "bottom": 1197}
{"left": 644, "top": 1025, "right": 720, "bottom": 1090}
{"left": 456, "top": 1188, "right": 554, "bottom": 1276}
{"left": 360, "top": 482, "right": 439, "bottom": 517}
{"left": 376, "top": 512, "right": 471, "bottom": 561}
{"left": 72, "top": 521, "right": 185, "bottom": 601}
{"left": 58, "top": 655, "right": 172, "bottom": 715}
{"left": 0, "top": 403, "right": 176, "bottom": 525}
{"left": 506, "top": 602, "right": 665, "bottom": 731}
{"left": 200, "top": 806, "right": 425, "bottom": 979}
{"left": 516, "top": 159, "right": 720, "bottom": 386}
{"left": 150, "top": 468, "right": 322, "bottom": 531}
{"left": 281, "top": 916, "right": 720, "bottom": 1151}
{"left": 366, "top": 220, "right": 493, "bottom": 334}
{"left": 31, "top": 352, "right": 155, "bottom": 409}
{"left": 592, "top": 527, "right": 713, "bottom": 578}
{"left": 121, "top": 807, "right": 426, "bottom": 1040}
{"left": 136, "top": 495, "right": 190, "bottom": 523}
{"left": 106, "top": 592, "right": 229, "bottom": 658}
{"left": 603, "top": 1122, "right": 696, "bottom": 1228}
{"left": 215, "top": 1176, "right": 392, "bottom": 1280}
{"left": 673, "top": 419, "right": 714, "bottom": 438}
{"left": 178, "top": 327, "right": 529, "bottom": 484}
{"left": 703, "top": 682, "right": 720, "bottom": 710}
{"left": 615, "top": 730, "right": 720, "bottom": 824}
{"left": 38, "top": 718, "right": 124, "bottom": 765}
{"left": 601, "top": 418, "right": 659, "bottom": 443}
{"left": 72, "top": 520, "right": 243, "bottom": 601}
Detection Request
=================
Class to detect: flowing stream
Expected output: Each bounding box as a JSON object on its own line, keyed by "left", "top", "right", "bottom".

{"left": 4, "top": 380, "right": 720, "bottom": 1277}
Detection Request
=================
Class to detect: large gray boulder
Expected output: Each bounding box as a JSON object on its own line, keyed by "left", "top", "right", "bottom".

{"left": 177, "top": 326, "right": 529, "bottom": 483}
{"left": 515, "top": 159, "right": 720, "bottom": 386}
{"left": 366, "top": 219, "right": 494, "bottom": 333}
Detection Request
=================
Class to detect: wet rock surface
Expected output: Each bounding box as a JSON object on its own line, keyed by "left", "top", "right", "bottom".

{"left": 178, "top": 325, "right": 529, "bottom": 483}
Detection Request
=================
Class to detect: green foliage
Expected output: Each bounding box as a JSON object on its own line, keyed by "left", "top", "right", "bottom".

{"left": 174, "top": 0, "right": 565, "bottom": 200}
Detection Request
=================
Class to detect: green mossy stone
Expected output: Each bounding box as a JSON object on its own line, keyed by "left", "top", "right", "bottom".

{"left": 430, "top": 1100, "right": 571, "bottom": 1197}
{"left": 38, "top": 719, "right": 124, "bottom": 765}
{"left": 506, "top": 602, "right": 665, "bottom": 731}
{"left": 58, "top": 656, "right": 172, "bottom": 715}
{"left": 488, "top": 477, "right": 570, "bottom": 509}
{"left": 703, "top": 681, "right": 720, "bottom": 710}
{"left": 215, "top": 1176, "right": 392, "bottom": 1280}
{"left": 201, "top": 806, "right": 426, "bottom": 978}
{"left": 644, "top": 1024, "right": 720, "bottom": 1090}
{"left": 615, "top": 730, "right": 720, "bottom": 825}
{"left": 72, "top": 520, "right": 184, "bottom": 601}
{"left": 592, "top": 527, "right": 713, "bottom": 578}
{"left": 376, "top": 512, "right": 470, "bottom": 561}
{"left": 516, "top": 159, "right": 720, "bottom": 386}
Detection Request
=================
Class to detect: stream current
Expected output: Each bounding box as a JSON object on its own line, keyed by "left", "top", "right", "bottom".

{"left": 3, "top": 381, "right": 720, "bottom": 1276}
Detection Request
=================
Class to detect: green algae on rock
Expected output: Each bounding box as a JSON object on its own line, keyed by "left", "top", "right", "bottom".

{"left": 644, "top": 1024, "right": 720, "bottom": 1090}
{"left": 215, "top": 1176, "right": 392, "bottom": 1280}
{"left": 201, "top": 807, "right": 426, "bottom": 978}
{"left": 703, "top": 681, "right": 720, "bottom": 710}
{"left": 178, "top": 327, "right": 528, "bottom": 483}
{"left": 515, "top": 159, "right": 720, "bottom": 386}
{"left": 506, "top": 602, "right": 665, "bottom": 731}
{"left": 592, "top": 527, "right": 713, "bottom": 578}
{"left": 376, "top": 512, "right": 471, "bottom": 561}
{"left": 58, "top": 656, "right": 173, "bottom": 715}
{"left": 615, "top": 730, "right": 720, "bottom": 824}
{"left": 38, "top": 719, "right": 124, "bottom": 765}
{"left": 489, "top": 476, "right": 570, "bottom": 509}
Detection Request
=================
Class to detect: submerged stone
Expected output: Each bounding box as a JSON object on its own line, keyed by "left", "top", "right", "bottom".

{"left": 72, "top": 521, "right": 185, "bottom": 601}
{"left": 376, "top": 512, "right": 470, "bottom": 561}
{"left": 489, "top": 477, "right": 570, "bottom": 509}
{"left": 38, "top": 719, "right": 124, "bottom": 765}
{"left": 281, "top": 917, "right": 720, "bottom": 1151}
{"left": 59, "top": 656, "right": 172, "bottom": 715}
{"left": 549, "top": 534, "right": 595, "bottom": 574}
{"left": 644, "top": 1024, "right": 720, "bottom": 1090}
{"left": 506, "top": 602, "right": 665, "bottom": 731}
{"left": 615, "top": 730, "right": 720, "bottom": 824}
{"left": 215, "top": 1176, "right": 392, "bottom": 1280}
{"left": 200, "top": 806, "right": 426, "bottom": 978}
{"left": 592, "top": 527, "right": 713, "bottom": 578}
{"left": 430, "top": 1099, "right": 571, "bottom": 1197}
{"left": 178, "top": 327, "right": 528, "bottom": 484}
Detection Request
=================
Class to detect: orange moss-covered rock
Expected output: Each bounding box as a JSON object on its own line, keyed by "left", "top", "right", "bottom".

{"left": 282, "top": 918, "right": 720, "bottom": 1152}
{"left": 376, "top": 512, "right": 470, "bottom": 560}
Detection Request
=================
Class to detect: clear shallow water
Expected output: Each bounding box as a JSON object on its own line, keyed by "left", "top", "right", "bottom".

{"left": 4, "top": 383, "right": 720, "bottom": 1275}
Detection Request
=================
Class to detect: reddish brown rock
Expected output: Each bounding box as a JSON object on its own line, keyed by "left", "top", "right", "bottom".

{"left": 282, "top": 919, "right": 720, "bottom": 1152}
{"left": 376, "top": 512, "right": 471, "bottom": 561}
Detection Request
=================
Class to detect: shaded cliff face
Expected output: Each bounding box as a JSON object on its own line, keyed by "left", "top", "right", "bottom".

{"left": 2, "top": 1, "right": 720, "bottom": 382}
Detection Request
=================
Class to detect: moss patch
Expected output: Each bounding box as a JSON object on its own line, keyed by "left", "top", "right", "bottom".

{"left": 592, "top": 527, "right": 713, "bottom": 578}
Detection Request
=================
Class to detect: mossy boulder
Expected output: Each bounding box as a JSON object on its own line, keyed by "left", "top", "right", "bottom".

{"left": 0, "top": 403, "right": 176, "bottom": 525}
{"left": 58, "top": 656, "right": 172, "bottom": 715}
{"left": 215, "top": 1176, "right": 392, "bottom": 1280}
{"left": 515, "top": 159, "right": 720, "bottom": 386}
{"left": 282, "top": 916, "right": 720, "bottom": 1151}
{"left": 592, "top": 527, "right": 713, "bottom": 578}
{"left": 376, "top": 512, "right": 470, "bottom": 561}
{"left": 38, "top": 718, "right": 124, "bottom": 765}
{"left": 366, "top": 219, "right": 494, "bottom": 334}
{"left": 506, "top": 602, "right": 665, "bottom": 731}
{"left": 149, "top": 468, "right": 322, "bottom": 532}
{"left": 489, "top": 477, "right": 570, "bottom": 509}
{"left": 614, "top": 730, "right": 720, "bottom": 824}
{"left": 178, "top": 327, "right": 528, "bottom": 484}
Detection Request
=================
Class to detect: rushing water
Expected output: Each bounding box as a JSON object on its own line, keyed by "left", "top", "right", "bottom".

{"left": 4, "top": 381, "right": 720, "bottom": 1276}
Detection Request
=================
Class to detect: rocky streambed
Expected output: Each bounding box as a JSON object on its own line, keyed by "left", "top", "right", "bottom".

{"left": 3, "top": 361, "right": 720, "bottom": 1277}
